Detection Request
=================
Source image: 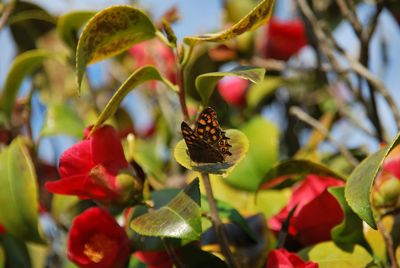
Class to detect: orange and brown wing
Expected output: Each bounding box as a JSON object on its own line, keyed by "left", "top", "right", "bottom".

{"left": 181, "top": 121, "right": 224, "bottom": 163}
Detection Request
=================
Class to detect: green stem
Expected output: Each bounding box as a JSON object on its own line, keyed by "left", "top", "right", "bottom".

{"left": 201, "top": 173, "right": 240, "bottom": 268}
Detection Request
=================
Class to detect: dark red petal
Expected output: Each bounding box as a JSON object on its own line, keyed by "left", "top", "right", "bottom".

{"left": 59, "top": 139, "right": 93, "bottom": 178}
{"left": 90, "top": 125, "right": 128, "bottom": 173}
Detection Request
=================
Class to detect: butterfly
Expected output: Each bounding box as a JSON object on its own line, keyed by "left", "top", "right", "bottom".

{"left": 181, "top": 107, "right": 232, "bottom": 163}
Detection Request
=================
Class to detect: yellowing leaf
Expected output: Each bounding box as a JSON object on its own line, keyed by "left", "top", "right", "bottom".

{"left": 76, "top": 5, "right": 156, "bottom": 90}
{"left": 184, "top": 0, "right": 275, "bottom": 45}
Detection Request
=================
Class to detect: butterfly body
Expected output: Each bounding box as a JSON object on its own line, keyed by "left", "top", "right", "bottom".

{"left": 181, "top": 107, "right": 232, "bottom": 163}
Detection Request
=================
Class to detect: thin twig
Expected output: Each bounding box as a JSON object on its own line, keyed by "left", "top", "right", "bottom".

{"left": 377, "top": 220, "right": 399, "bottom": 268}
{"left": 0, "top": 1, "right": 15, "bottom": 32}
{"left": 201, "top": 173, "right": 240, "bottom": 268}
{"left": 336, "top": 0, "right": 362, "bottom": 37}
{"left": 289, "top": 106, "right": 359, "bottom": 167}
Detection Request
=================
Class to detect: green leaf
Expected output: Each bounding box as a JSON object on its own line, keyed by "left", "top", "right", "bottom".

{"left": 246, "top": 76, "right": 283, "bottom": 109}
{"left": 0, "top": 138, "right": 44, "bottom": 244}
{"left": 0, "top": 50, "right": 65, "bottom": 120}
{"left": 76, "top": 5, "right": 156, "bottom": 90}
{"left": 41, "top": 103, "right": 85, "bottom": 138}
{"left": 345, "top": 132, "right": 400, "bottom": 229}
{"left": 90, "top": 66, "right": 177, "bottom": 135}
{"left": 329, "top": 187, "right": 371, "bottom": 253}
{"left": 302, "top": 241, "right": 373, "bottom": 268}
{"left": 258, "top": 159, "right": 345, "bottom": 189}
{"left": 225, "top": 117, "right": 278, "bottom": 191}
{"left": 184, "top": 0, "right": 275, "bottom": 45}
{"left": 131, "top": 179, "right": 202, "bottom": 240}
{"left": 201, "top": 196, "right": 257, "bottom": 242}
{"left": 195, "top": 66, "right": 265, "bottom": 105}
{"left": 174, "top": 129, "right": 249, "bottom": 175}
{"left": 57, "top": 11, "right": 96, "bottom": 50}
{"left": 0, "top": 234, "right": 31, "bottom": 268}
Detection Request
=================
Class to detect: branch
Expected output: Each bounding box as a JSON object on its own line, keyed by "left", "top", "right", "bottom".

{"left": 0, "top": 1, "right": 15, "bottom": 31}
{"left": 290, "top": 106, "right": 359, "bottom": 167}
{"left": 201, "top": 173, "right": 240, "bottom": 268}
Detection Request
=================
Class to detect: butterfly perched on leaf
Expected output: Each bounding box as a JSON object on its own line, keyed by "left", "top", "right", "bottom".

{"left": 181, "top": 107, "right": 232, "bottom": 163}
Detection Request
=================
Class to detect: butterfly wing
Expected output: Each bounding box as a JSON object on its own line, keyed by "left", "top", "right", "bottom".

{"left": 181, "top": 121, "right": 224, "bottom": 163}
{"left": 195, "top": 107, "right": 232, "bottom": 157}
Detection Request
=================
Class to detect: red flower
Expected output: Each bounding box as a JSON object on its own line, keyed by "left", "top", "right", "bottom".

{"left": 45, "top": 125, "right": 129, "bottom": 201}
{"left": 266, "top": 249, "right": 318, "bottom": 268}
{"left": 218, "top": 76, "right": 249, "bottom": 107}
{"left": 262, "top": 18, "right": 307, "bottom": 61}
{"left": 129, "top": 39, "right": 176, "bottom": 87}
{"left": 67, "top": 207, "right": 130, "bottom": 268}
{"left": 268, "top": 175, "right": 344, "bottom": 246}
{"left": 0, "top": 224, "right": 6, "bottom": 234}
{"left": 134, "top": 250, "right": 173, "bottom": 268}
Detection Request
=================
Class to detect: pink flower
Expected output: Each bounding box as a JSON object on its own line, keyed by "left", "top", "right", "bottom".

{"left": 262, "top": 18, "right": 307, "bottom": 61}
{"left": 218, "top": 76, "right": 249, "bottom": 107}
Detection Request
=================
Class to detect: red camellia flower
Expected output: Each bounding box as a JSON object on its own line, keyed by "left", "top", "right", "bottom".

{"left": 134, "top": 250, "right": 173, "bottom": 268}
{"left": 268, "top": 175, "right": 344, "bottom": 246}
{"left": 266, "top": 249, "right": 318, "bottom": 268}
{"left": 218, "top": 76, "right": 250, "bottom": 107}
{"left": 129, "top": 39, "right": 176, "bottom": 87}
{"left": 262, "top": 18, "right": 307, "bottom": 61}
{"left": 0, "top": 224, "right": 6, "bottom": 234}
{"left": 45, "top": 125, "right": 129, "bottom": 201}
{"left": 67, "top": 207, "right": 130, "bottom": 268}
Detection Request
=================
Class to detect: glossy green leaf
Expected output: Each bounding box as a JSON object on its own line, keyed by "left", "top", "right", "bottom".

{"left": 329, "top": 187, "right": 371, "bottom": 253}
{"left": 184, "top": 0, "right": 275, "bottom": 45}
{"left": 174, "top": 129, "right": 249, "bottom": 175}
{"left": 41, "top": 103, "right": 85, "bottom": 138}
{"left": 0, "top": 50, "right": 65, "bottom": 120}
{"left": 246, "top": 76, "right": 283, "bottom": 109}
{"left": 90, "top": 66, "right": 177, "bottom": 135}
{"left": 345, "top": 132, "right": 400, "bottom": 229}
{"left": 259, "top": 159, "right": 345, "bottom": 189}
{"left": 0, "top": 138, "right": 44, "bottom": 243}
{"left": 76, "top": 5, "right": 156, "bottom": 90}
{"left": 57, "top": 11, "right": 96, "bottom": 50}
{"left": 195, "top": 66, "right": 265, "bottom": 105}
{"left": 225, "top": 117, "right": 278, "bottom": 191}
{"left": 303, "top": 242, "right": 373, "bottom": 268}
{"left": 131, "top": 179, "right": 202, "bottom": 240}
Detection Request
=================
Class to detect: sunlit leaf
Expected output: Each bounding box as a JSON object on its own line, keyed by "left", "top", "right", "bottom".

{"left": 57, "top": 10, "right": 96, "bottom": 50}
{"left": 0, "top": 50, "right": 65, "bottom": 120}
{"left": 195, "top": 66, "right": 265, "bottom": 105}
{"left": 131, "top": 179, "right": 202, "bottom": 240}
{"left": 225, "top": 117, "right": 278, "bottom": 191}
{"left": 259, "top": 159, "right": 345, "bottom": 189}
{"left": 302, "top": 242, "right": 373, "bottom": 268}
{"left": 184, "top": 0, "right": 275, "bottom": 45}
{"left": 0, "top": 137, "right": 44, "bottom": 243}
{"left": 76, "top": 5, "right": 156, "bottom": 90}
{"left": 90, "top": 65, "right": 177, "bottom": 135}
{"left": 329, "top": 187, "right": 371, "bottom": 253}
{"left": 174, "top": 129, "right": 249, "bottom": 175}
{"left": 41, "top": 103, "right": 85, "bottom": 138}
{"left": 345, "top": 132, "right": 400, "bottom": 229}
